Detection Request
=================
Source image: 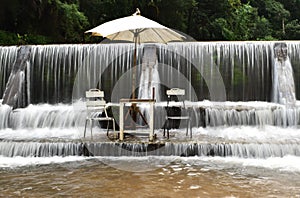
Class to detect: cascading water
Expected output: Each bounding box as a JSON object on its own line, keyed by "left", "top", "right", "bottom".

{"left": 138, "top": 45, "right": 161, "bottom": 101}
{"left": 0, "top": 41, "right": 299, "bottom": 160}
{"left": 1, "top": 43, "right": 300, "bottom": 196}
{"left": 2, "top": 46, "right": 31, "bottom": 108}
{"left": 273, "top": 43, "right": 296, "bottom": 105}
{"left": 137, "top": 45, "right": 161, "bottom": 124}
{"left": 1, "top": 42, "right": 299, "bottom": 104}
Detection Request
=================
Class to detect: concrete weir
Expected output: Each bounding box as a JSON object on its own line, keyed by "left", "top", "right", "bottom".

{"left": 154, "top": 101, "right": 300, "bottom": 128}
{"left": 0, "top": 42, "right": 299, "bottom": 161}
{"left": 0, "top": 140, "right": 299, "bottom": 158}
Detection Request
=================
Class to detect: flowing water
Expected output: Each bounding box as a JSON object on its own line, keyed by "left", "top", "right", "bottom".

{"left": 0, "top": 123, "right": 300, "bottom": 197}
{"left": 273, "top": 42, "right": 297, "bottom": 106}
{"left": 138, "top": 45, "right": 161, "bottom": 101}
{"left": 0, "top": 41, "right": 300, "bottom": 197}
{"left": 1, "top": 156, "right": 300, "bottom": 197}
{"left": 1, "top": 41, "right": 300, "bottom": 105}
{"left": 0, "top": 106, "right": 300, "bottom": 197}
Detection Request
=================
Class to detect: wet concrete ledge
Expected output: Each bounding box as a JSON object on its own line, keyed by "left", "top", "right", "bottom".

{"left": 1, "top": 140, "right": 299, "bottom": 158}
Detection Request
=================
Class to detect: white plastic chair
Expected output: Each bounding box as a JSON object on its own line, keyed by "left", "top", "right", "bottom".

{"left": 84, "top": 89, "right": 116, "bottom": 139}
{"left": 163, "top": 88, "right": 192, "bottom": 139}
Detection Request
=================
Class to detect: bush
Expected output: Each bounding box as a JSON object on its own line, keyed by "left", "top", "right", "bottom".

{"left": 0, "top": 30, "right": 18, "bottom": 46}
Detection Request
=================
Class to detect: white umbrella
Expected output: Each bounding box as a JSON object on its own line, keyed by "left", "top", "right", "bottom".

{"left": 85, "top": 9, "right": 187, "bottom": 44}
{"left": 85, "top": 9, "right": 191, "bottom": 99}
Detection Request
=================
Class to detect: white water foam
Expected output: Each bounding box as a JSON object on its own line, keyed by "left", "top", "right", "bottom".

{"left": 1, "top": 155, "right": 300, "bottom": 173}
{"left": 194, "top": 125, "right": 300, "bottom": 143}
{"left": 138, "top": 46, "right": 161, "bottom": 101}
{"left": 0, "top": 156, "right": 89, "bottom": 168}
{"left": 0, "top": 128, "right": 81, "bottom": 140}
{"left": 273, "top": 55, "right": 296, "bottom": 105}
{"left": 0, "top": 104, "right": 12, "bottom": 129}
{"left": 157, "top": 100, "right": 294, "bottom": 110}
{"left": 194, "top": 100, "right": 283, "bottom": 109}
{"left": 197, "top": 155, "right": 300, "bottom": 172}
{"left": 10, "top": 103, "right": 83, "bottom": 129}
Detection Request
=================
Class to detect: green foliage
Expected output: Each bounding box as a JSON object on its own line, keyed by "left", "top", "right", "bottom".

{"left": 44, "top": 0, "right": 89, "bottom": 42}
{"left": 0, "top": 0, "right": 300, "bottom": 44}
{"left": 155, "top": 0, "right": 197, "bottom": 32}
{"left": 57, "top": 1, "right": 89, "bottom": 42}
{"left": 24, "top": 34, "right": 53, "bottom": 45}
{"left": 79, "top": 0, "right": 132, "bottom": 27}
{"left": 0, "top": 31, "right": 50, "bottom": 46}
{"left": 249, "top": 0, "right": 291, "bottom": 39}
{"left": 285, "top": 19, "right": 300, "bottom": 39}
{"left": 0, "top": 30, "right": 18, "bottom": 46}
{"left": 0, "top": 0, "right": 89, "bottom": 44}
{"left": 252, "top": 16, "right": 273, "bottom": 40}
{"left": 210, "top": 1, "right": 268, "bottom": 40}
{"left": 265, "top": 0, "right": 290, "bottom": 20}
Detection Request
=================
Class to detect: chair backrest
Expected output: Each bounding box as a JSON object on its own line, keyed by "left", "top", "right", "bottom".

{"left": 166, "top": 88, "right": 185, "bottom": 96}
{"left": 85, "top": 89, "right": 106, "bottom": 110}
{"left": 166, "top": 88, "right": 186, "bottom": 108}
{"left": 86, "top": 89, "right": 104, "bottom": 98}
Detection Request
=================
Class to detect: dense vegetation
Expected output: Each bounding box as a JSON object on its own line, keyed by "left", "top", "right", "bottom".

{"left": 0, "top": 0, "right": 300, "bottom": 45}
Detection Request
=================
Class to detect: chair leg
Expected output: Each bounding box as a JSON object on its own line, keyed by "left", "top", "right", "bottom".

{"left": 164, "top": 118, "right": 169, "bottom": 139}
{"left": 90, "top": 119, "right": 93, "bottom": 140}
{"left": 84, "top": 119, "right": 88, "bottom": 138}
{"left": 190, "top": 119, "right": 192, "bottom": 138}
{"left": 112, "top": 119, "right": 116, "bottom": 139}
{"left": 167, "top": 119, "right": 170, "bottom": 139}
{"left": 163, "top": 119, "right": 166, "bottom": 137}
{"left": 190, "top": 120, "right": 193, "bottom": 138}
{"left": 167, "top": 127, "right": 169, "bottom": 139}
{"left": 106, "top": 120, "right": 109, "bottom": 137}
{"left": 186, "top": 119, "right": 189, "bottom": 137}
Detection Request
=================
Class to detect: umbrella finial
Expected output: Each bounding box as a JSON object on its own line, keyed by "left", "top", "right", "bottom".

{"left": 133, "top": 8, "right": 141, "bottom": 16}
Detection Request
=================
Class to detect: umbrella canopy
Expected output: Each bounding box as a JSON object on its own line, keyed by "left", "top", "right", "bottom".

{"left": 85, "top": 9, "right": 188, "bottom": 43}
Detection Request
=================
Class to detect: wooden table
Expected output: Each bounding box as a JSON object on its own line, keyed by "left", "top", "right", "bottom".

{"left": 119, "top": 99, "right": 155, "bottom": 141}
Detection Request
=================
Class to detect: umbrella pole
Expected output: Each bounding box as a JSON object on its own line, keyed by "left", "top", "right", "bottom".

{"left": 132, "top": 35, "right": 137, "bottom": 100}
{"left": 131, "top": 34, "right": 138, "bottom": 124}
{"left": 128, "top": 33, "right": 149, "bottom": 129}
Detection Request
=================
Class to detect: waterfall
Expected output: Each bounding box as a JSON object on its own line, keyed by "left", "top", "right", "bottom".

{"left": 1, "top": 42, "right": 299, "bottom": 104}
{"left": 138, "top": 45, "right": 161, "bottom": 101}
{"left": 0, "top": 42, "right": 299, "bottom": 128}
{"left": 0, "top": 42, "right": 300, "bottom": 159}
{"left": 273, "top": 43, "right": 296, "bottom": 105}
{"left": 0, "top": 141, "right": 83, "bottom": 157}
{"left": 201, "top": 103, "right": 300, "bottom": 127}
{"left": 0, "top": 101, "right": 299, "bottom": 131}
{"left": 1, "top": 46, "right": 31, "bottom": 108}
{"left": 0, "top": 104, "right": 85, "bottom": 130}
{"left": 0, "top": 46, "right": 18, "bottom": 96}
{"left": 0, "top": 44, "right": 136, "bottom": 105}
{"left": 0, "top": 105, "right": 12, "bottom": 129}
{"left": 0, "top": 141, "right": 299, "bottom": 158}
{"left": 137, "top": 45, "right": 161, "bottom": 124}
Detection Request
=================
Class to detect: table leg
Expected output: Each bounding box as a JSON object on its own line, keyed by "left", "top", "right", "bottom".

{"left": 120, "top": 102, "right": 124, "bottom": 141}
{"left": 149, "top": 102, "right": 154, "bottom": 141}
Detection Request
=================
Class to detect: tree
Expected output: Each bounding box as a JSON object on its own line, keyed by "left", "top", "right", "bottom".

{"left": 55, "top": 1, "right": 89, "bottom": 42}
{"left": 154, "top": 0, "right": 196, "bottom": 32}
{"left": 285, "top": 19, "right": 300, "bottom": 39}
{"left": 0, "top": 0, "right": 89, "bottom": 44}
{"left": 230, "top": 1, "right": 272, "bottom": 40}
{"left": 277, "top": 0, "right": 300, "bottom": 39}
{"left": 186, "top": 0, "right": 273, "bottom": 41}
{"left": 249, "top": 0, "right": 290, "bottom": 39}
{"left": 1, "top": 0, "right": 300, "bottom": 44}
{"left": 265, "top": 0, "right": 290, "bottom": 37}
